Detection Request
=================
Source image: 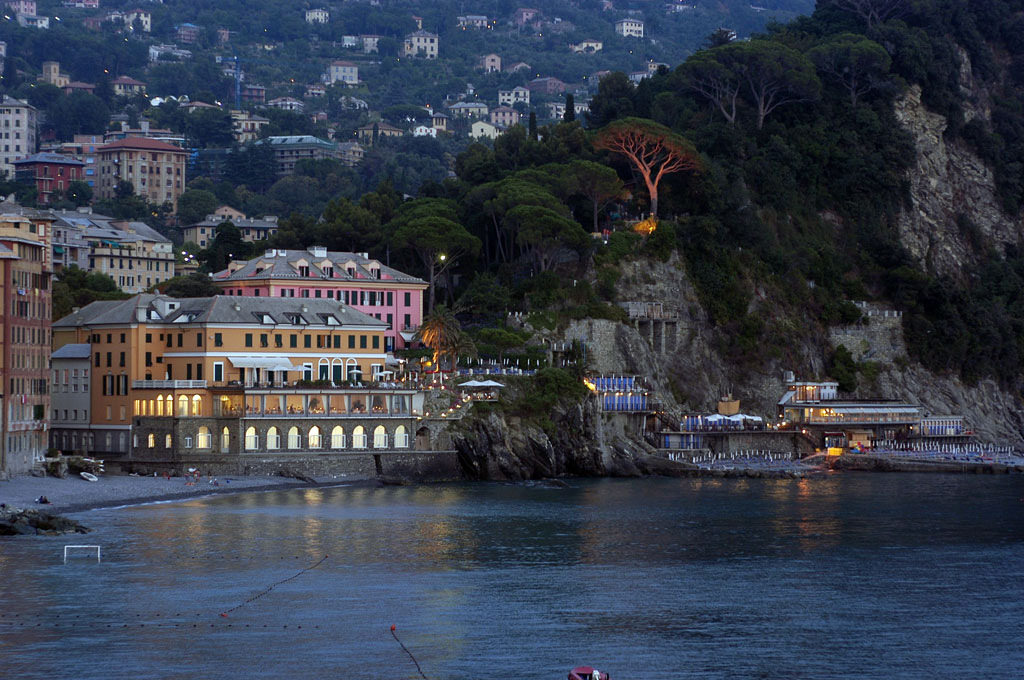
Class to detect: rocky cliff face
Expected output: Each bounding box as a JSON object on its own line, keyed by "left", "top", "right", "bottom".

{"left": 453, "top": 50, "right": 1024, "bottom": 474}
{"left": 449, "top": 394, "right": 656, "bottom": 480}
{"left": 893, "top": 57, "right": 1022, "bottom": 277}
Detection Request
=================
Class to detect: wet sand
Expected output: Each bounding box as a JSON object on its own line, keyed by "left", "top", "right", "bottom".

{"left": 0, "top": 473, "right": 374, "bottom": 514}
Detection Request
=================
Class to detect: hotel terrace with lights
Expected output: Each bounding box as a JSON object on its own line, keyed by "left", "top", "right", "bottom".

{"left": 51, "top": 294, "right": 430, "bottom": 470}
{"left": 212, "top": 247, "right": 427, "bottom": 352}
{"left": 777, "top": 381, "right": 971, "bottom": 452}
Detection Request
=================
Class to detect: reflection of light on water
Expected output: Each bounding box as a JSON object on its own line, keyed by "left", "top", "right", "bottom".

{"left": 413, "top": 517, "right": 461, "bottom": 565}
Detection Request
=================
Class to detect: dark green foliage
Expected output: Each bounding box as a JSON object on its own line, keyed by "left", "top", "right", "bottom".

{"left": 511, "top": 367, "right": 590, "bottom": 418}
{"left": 202, "top": 222, "right": 253, "bottom": 272}
{"left": 52, "top": 268, "right": 129, "bottom": 321}
{"left": 457, "top": 273, "right": 512, "bottom": 323}
{"left": 158, "top": 273, "right": 223, "bottom": 298}
{"left": 176, "top": 189, "right": 219, "bottom": 226}
{"left": 828, "top": 345, "right": 859, "bottom": 393}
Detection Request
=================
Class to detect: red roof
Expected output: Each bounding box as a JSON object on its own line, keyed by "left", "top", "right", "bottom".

{"left": 112, "top": 75, "right": 146, "bottom": 86}
{"left": 98, "top": 137, "right": 185, "bottom": 152}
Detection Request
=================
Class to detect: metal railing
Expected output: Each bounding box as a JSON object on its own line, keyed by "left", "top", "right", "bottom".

{"left": 132, "top": 380, "right": 207, "bottom": 389}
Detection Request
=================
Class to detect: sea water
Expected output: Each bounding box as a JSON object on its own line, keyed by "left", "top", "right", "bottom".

{"left": 1, "top": 474, "right": 1023, "bottom": 679}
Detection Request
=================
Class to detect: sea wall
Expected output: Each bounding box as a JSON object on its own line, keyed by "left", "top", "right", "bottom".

{"left": 829, "top": 454, "right": 1024, "bottom": 475}
{"left": 110, "top": 449, "right": 462, "bottom": 482}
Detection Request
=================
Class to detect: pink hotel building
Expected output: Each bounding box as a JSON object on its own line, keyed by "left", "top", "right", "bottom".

{"left": 212, "top": 247, "right": 426, "bottom": 351}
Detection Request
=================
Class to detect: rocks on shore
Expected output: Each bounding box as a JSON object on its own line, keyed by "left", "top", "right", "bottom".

{"left": 0, "top": 508, "right": 91, "bottom": 536}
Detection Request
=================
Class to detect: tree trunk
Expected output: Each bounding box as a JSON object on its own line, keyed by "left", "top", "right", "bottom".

{"left": 428, "top": 259, "right": 436, "bottom": 313}
{"left": 592, "top": 197, "right": 599, "bottom": 232}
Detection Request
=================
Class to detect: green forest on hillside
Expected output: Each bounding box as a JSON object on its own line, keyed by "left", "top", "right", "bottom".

{"left": 267, "top": 0, "right": 1024, "bottom": 390}
{"left": 21, "top": 0, "right": 1024, "bottom": 394}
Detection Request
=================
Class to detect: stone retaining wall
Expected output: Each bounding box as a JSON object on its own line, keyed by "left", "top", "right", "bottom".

{"left": 111, "top": 449, "right": 463, "bottom": 481}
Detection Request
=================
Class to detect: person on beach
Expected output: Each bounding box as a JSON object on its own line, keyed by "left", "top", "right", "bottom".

{"left": 36, "top": 496, "right": 50, "bottom": 504}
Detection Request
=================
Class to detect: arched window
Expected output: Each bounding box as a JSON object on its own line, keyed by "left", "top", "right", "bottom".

{"left": 191, "top": 395, "right": 202, "bottom": 416}
{"left": 373, "top": 425, "right": 387, "bottom": 449}
{"left": 177, "top": 395, "right": 188, "bottom": 417}
{"left": 245, "top": 426, "right": 259, "bottom": 450}
{"left": 221, "top": 427, "right": 230, "bottom": 452}
{"left": 267, "top": 426, "right": 280, "bottom": 449}
{"left": 318, "top": 358, "right": 330, "bottom": 382}
{"left": 165, "top": 434, "right": 172, "bottom": 448}
{"left": 395, "top": 425, "right": 409, "bottom": 448}
{"left": 147, "top": 433, "right": 154, "bottom": 448}
{"left": 148, "top": 399, "right": 155, "bottom": 415}
{"left": 197, "top": 426, "right": 212, "bottom": 449}
{"left": 287, "top": 426, "right": 301, "bottom": 449}
{"left": 134, "top": 400, "right": 141, "bottom": 416}
{"left": 353, "top": 425, "right": 367, "bottom": 449}
{"left": 308, "top": 426, "right": 322, "bottom": 449}
{"left": 105, "top": 433, "right": 112, "bottom": 449}
{"left": 331, "top": 426, "right": 345, "bottom": 449}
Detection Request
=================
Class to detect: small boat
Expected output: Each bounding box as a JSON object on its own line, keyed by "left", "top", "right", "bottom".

{"left": 80, "top": 471, "right": 99, "bottom": 482}
{"left": 569, "top": 667, "right": 610, "bottom": 680}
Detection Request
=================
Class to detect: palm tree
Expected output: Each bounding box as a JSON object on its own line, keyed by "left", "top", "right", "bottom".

{"left": 415, "top": 306, "right": 462, "bottom": 383}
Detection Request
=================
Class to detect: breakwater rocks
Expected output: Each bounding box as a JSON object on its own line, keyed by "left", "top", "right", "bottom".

{"left": 0, "top": 508, "right": 90, "bottom": 536}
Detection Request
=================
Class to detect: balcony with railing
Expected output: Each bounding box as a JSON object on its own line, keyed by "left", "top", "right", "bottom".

{"left": 133, "top": 379, "right": 208, "bottom": 389}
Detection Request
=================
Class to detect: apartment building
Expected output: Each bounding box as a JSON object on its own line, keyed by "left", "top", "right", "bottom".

{"left": 615, "top": 18, "right": 644, "bottom": 38}
{"left": 211, "top": 246, "right": 427, "bottom": 351}
{"left": 403, "top": 30, "right": 438, "bottom": 59}
{"left": 83, "top": 220, "right": 175, "bottom": 293}
{"left": 252, "top": 135, "right": 338, "bottom": 176}
{"left": 0, "top": 95, "right": 38, "bottom": 180}
{"left": 96, "top": 137, "right": 187, "bottom": 212}
{"left": 182, "top": 214, "right": 279, "bottom": 248}
{"left": 325, "top": 60, "right": 358, "bottom": 86}
{"left": 0, "top": 207, "right": 53, "bottom": 477}
{"left": 11, "top": 153, "right": 85, "bottom": 204}
{"left": 230, "top": 110, "right": 270, "bottom": 144}
{"left": 498, "top": 86, "right": 530, "bottom": 107}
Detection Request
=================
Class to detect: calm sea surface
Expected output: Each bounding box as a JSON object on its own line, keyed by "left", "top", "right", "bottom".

{"left": 2, "top": 474, "right": 1023, "bottom": 679}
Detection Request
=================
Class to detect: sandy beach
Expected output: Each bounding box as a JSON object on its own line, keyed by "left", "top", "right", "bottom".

{"left": 0, "top": 472, "right": 373, "bottom": 514}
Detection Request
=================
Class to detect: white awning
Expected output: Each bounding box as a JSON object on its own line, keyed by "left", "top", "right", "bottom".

{"left": 399, "top": 330, "right": 417, "bottom": 342}
{"left": 229, "top": 356, "right": 296, "bottom": 371}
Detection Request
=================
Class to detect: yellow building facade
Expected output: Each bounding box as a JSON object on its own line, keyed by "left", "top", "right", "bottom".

{"left": 53, "top": 295, "right": 423, "bottom": 462}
